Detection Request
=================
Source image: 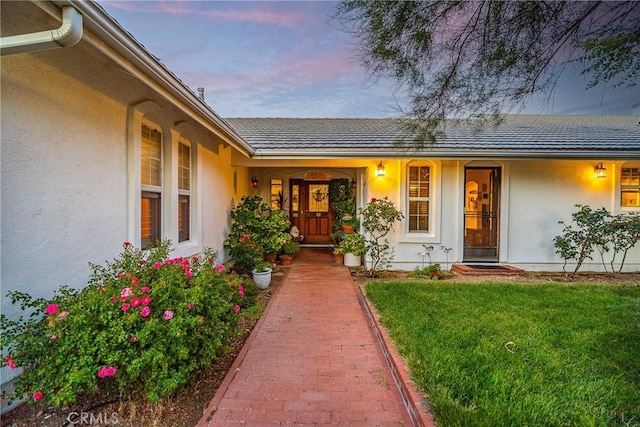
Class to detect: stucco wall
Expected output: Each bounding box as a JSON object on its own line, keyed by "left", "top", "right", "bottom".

{"left": 1, "top": 55, "right": 129, "bottom": 321}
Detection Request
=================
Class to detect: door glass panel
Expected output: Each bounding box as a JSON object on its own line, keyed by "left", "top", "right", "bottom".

{"left": 308, "top": 184, "right": 329, "bottom": 212}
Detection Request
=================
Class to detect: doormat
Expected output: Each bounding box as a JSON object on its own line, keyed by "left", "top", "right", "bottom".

{"left": 452, "top": 264, "right": 525, "bottom": 276}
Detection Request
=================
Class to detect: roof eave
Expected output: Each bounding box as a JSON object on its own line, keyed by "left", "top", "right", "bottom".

{"left": 250, "top": 148, "right": 640, "bottom": 160}
{"left": 50, "top": 0, "right": 254, "bottom": 157}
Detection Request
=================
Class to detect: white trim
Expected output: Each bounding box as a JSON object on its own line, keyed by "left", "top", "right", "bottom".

{"left": 399, "top": 159, "right": 441, "bottom": 243}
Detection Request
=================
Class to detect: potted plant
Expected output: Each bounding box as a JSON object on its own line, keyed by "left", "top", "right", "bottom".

{"left": 337, "top": 233, "right": 366, "bottom": 267}
{"left": 332, "top": 245, "right": 344, "bottom": 264}
{"left": 340, "top": 213, "right": 358, "bottom": 233}
{"left": 329, "top": 179, "right": 356, "bottom": 234}
{"left": 251, "top": 259, "right": 272, "bottom": 289}
{"left": 279, "top": 240, "right": 300, "bottom": 266}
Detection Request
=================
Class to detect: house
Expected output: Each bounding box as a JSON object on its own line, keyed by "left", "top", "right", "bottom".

{"left": 1, "top": 0, "right": 639, "bottom": 401}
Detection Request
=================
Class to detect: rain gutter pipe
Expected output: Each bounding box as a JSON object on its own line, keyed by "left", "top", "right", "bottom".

{"left": 0, "top": 6, "right": 82, "bottom": 55}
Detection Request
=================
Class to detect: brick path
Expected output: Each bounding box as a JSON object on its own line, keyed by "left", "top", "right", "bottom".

{"left": 197, "top": 248, "right": 415, "bottom": 426}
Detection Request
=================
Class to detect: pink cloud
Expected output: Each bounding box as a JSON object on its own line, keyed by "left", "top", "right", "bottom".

{"left": 104, "top": 1, "right": 305, "bottom": 26}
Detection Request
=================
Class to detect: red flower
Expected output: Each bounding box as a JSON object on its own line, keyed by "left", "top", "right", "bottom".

{"left": 130, "top": 297, "right": 141, "bottom": 307}
{"left": 371, "top": 198, "right": 377, "bottom": 202}
{"left": 121, "top": 303, "right": 131, "bottom": 312}
{"left": 33, "top": 391, "right": 43, "bottom": 401}
{"left": 123, "top": 242, "right": 131, "bottom": 247}
{"left": 45, "top": 304, "right": 59, "bottom": 316}
{"left": 188, "top": 302, "right": 194, "bottom": 309}
{"left": 141, "top": 295, "right": 151, "bottom": 306}
{"left": 4, "top": 356, "right": 17, "bottom": 369}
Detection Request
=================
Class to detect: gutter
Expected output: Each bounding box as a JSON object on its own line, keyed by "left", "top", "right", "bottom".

{"left": 51, "top": 0, "right": 254, "bottom": 157}
{"left": 0, "top": 6, "right": 82, "bottom": 55}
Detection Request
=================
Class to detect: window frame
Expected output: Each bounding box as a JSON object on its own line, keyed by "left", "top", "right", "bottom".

{"left": 619, "top": 161, "right": 640, "bottom": 210}
{"left": 400, "top": 160, "right": 440, "bottom": 242}
{"left": 178, "top": 140, "right": 192, "bottom": 243}
{"left": 140, "top": 121, "right": 163, "bottom": 249}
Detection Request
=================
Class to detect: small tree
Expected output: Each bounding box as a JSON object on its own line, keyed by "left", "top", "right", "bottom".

{"left": 359, "top": 198, "right": 404, "bottom": 276}
{"left": 553, "top": 205, "right": 612, "bottom": 276}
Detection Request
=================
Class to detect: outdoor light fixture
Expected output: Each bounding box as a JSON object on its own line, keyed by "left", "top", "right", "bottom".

{"left": 594, "top": 162, "right": 607, "bottom": 179}
{"left": 376, "top": 161, "right": 386, "bottom": 177}
{"left": 250, "top": 176, "right": 259, "bottom": 187}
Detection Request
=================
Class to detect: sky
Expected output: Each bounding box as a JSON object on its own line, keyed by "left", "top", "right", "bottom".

{"left": 98, "top": 1, "right": 639, "bottom": 118}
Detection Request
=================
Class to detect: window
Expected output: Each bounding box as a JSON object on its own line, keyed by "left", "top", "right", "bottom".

{"left": 621, "top": 163, "right": 640, "bottom": 208}
{"left": 270, "top": 179, "right": 283, "bottom": 209}
{"left": 141, "top": 124, "right": 162, "bottom": 249}
{"left": 407, "top": 165, "right": 430, "bottom": 232}
{"left": 178, "top": 141, "right": 191, "bottom": 242}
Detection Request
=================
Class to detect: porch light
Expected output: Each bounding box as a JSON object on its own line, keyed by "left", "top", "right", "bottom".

{"left": 250, "top": 176, "right": 259, "bottom": 187}
{"left": 594, "top": 162, "right": 606, "bottom": 179}
{"left": 376, "top": 161, "right": 386, "bottom": 177}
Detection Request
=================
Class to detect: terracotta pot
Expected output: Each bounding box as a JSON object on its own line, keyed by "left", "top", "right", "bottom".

{"left": 333, "top": 252, "right": 344, "bottom": 264}
{"left": 341, "top": 225, "right": 355, "bottom": 234}
{"left": 279, "top": 255, "right": 293, "bottom": 266}
{"left": 264, "top": 252, "right": 277, "bottom": 263}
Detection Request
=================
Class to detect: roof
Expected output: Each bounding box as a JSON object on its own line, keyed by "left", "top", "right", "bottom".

{"left": 226, "top": 115, "right": 640, "bottom": 159}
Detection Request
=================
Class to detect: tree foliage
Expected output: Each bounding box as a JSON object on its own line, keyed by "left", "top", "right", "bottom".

{"left": 335, "top": 1, "right": 640, "bottom": 146}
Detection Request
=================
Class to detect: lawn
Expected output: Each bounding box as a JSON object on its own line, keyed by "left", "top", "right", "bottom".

{"left": 365, "top": 281, "right": 640, "bottom": 427}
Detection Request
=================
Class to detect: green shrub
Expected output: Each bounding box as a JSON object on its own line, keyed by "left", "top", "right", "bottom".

{"left": 1, "top": 240, "right": 255, "bottom": 407}
{"left": 224, "top": 195, "right": 291, "bottom": 273}
{"left": 409, "top": 263, "right": 445, "bottom": 280}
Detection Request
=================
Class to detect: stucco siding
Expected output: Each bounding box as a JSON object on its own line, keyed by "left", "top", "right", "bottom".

{"left": 1, "top": 54, "right": 129, "bottom": 322}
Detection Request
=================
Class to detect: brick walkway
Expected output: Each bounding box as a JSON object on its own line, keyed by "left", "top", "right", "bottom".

{"left": 197, "top": 248, "right": 416, "bottom": 426}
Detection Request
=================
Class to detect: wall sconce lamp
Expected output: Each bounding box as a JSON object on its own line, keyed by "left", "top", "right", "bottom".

{"left": 594, "top": 162, "right": 607, "bottom": 179}
{"left": 376, "top": 161, "right": 386, "bottom": 177}
{"left": 250, "top": 176, "right": 259, "bottom": 187}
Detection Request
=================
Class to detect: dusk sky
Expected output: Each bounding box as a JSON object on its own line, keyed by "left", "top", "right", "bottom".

{"left": 99, "top": 1, "right": 639, "bottom": 118}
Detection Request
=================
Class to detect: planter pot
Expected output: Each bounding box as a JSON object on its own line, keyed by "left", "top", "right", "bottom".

{"left": 279, "top": 255, "right": 293, "bottom": 266}
{"left": 341, "top": 225, "right": 355, "bottom": 234}
{"left": 343, "top": 253, "right": 361, "bottom": 267}
{"left": 264, "top": 253, "right": 277, "bottom": 263}
{"left": 333, "top": 252, "right": 344, "bottom": 264}
{"left": 252, "top": 267, "right": 272, "bottom": 289}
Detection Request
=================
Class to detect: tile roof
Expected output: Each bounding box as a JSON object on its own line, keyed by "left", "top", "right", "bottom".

{"left": 225, "top": 115, "right": 640, "bottom": 159}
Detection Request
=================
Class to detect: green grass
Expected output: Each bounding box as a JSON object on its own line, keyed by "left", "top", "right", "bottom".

{"left": 365, "top": 282, "right": 640, "bottom": 426}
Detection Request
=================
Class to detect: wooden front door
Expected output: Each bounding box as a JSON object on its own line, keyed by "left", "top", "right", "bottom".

{"left": 300, "top": 181, "right": 332, "bottom": 244}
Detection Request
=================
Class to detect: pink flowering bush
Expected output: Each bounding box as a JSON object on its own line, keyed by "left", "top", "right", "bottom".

{"left": 0, "top": 240, "right": 257, "bottom": 407}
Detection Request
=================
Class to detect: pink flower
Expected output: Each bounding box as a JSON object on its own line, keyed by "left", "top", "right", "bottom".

{"left": 163, "top": 310, "right": 174, "bottom": 320}
{"left": 121, "top": 303, "right": 130, "bottom": 312}
{"left": 215, "top": 264, "right": 226, "bottom": 272}
{"left": 234, "top": 304, "right": 241, "bottom": 313}
{"left": 97, "top": 366, "right": 118, "bottom": 378}
{"left": 59, "top": 311, "right": 69, "bottom": 318}
{"left": 130, "top": 336, "right": 137, "bottom": 343}
{"left": 51, "top": 335, "right": 57, "bottom": 340}
{"left": 130, "top": 297, "right": 141, "bottom": 307}
{"left": 111, "top": 296, "right": 117, "bottom": 303}
{"left": 153, "top": 262, "right": 162, "bottom": 269}
{"left": 185, "top": 269, "right": 192, "bottom": 278}
{"left": 33, "top": 391, "right": 43, "bottom": 401}
{"left": 140, "top": 306, "right": 151, "bottom": 318}
{"left": 130, "top": 277, "right": 140, "bottom": 286}
{"left": 188, "top": 302, "right": 194, "bottom": 309}
{"left": 238, "top": 285, "right": 245, "bottom": 298}
{"left": 120, "top": 287, "right": 132, "bottom": 298}
{"left": 45, "top": 304, "right": 59, "bottom": 316}
{"left": 141, "top": 286, "right": 151, "bottom": 293}
{"left": 4, "top": 356, "right": 17, "bottom": 369}
{"left": 141, "top": 295, "right": 152, "bottom": 306}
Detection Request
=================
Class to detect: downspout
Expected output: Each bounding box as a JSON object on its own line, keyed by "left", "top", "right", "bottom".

{"left": 0, "top": 6, "right": 82, "bottom": 56}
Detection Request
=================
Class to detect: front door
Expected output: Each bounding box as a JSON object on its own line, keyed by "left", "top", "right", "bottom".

{"left": 300, "top": 181, "right": 332, "bottom": 244}
{"left": 463, "top": 167, "right": 501, "bottom": 261}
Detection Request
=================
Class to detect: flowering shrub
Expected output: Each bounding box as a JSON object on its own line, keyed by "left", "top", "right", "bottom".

{"left": 409, "top": 263, "right": 445, "bottom": 280}
{"left": 0, "top": 240, "right": 257, "bottom": 407}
